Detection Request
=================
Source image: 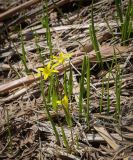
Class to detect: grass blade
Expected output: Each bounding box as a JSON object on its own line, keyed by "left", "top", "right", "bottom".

{"left": 86, "top": 57, "right": 90, "bottom": 127}
{"left": 64, "top": 70, "right": 68, "bottom": 95}
{"left": 115, "top": 0, "right": 123, "bottom": 23}
{"left": 52, "top": 83, "right": 58, "bottom": 111}
{"left": 99, "top": 78, "right": 104, "bottom": 113}
{"left": 106, "top": 78, "right": 110, "bottom": 114}
{"left": 6, "top": 109, "right": 13, "bottom": 155}
{"left": 40, "top": 77, "right": 60, "bottom": 144}
{"left": 20, "top": 25, "right": 29, "bottom": 74}
{"left": 115, "top": 64, "right": 121, "bottom": 115}
{"left": 35, "top": 33, "right": 45, "bottom": 67}
{"left": 61, "top": 126, "right": 70, "bottom": 152}
{"left": 89, "top": 0, "right": 102, "bottom": 66}
{"left": 42, "top": 0, "right": 53, "bottom": 57}
{"left": 62, "top": 103, "right": 72, "bottom": 128}
{"left": 121, "top": 0, "right": 133, "bottom": 44}
{"left": 68, "top": 67, "right": 73, "bottom": 98}
{"left": 79, "top": 56, "right": 86, "bottom": 117}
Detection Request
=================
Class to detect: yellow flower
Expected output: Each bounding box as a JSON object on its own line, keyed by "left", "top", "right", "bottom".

{"left": 57, "top": 95, "right": 68, "bottom": 109}
{"left": 53, "top": 52, "right": 72, "bottom": 64}
{"left": 36, "top": 62, "right": 58, "bottom": 80}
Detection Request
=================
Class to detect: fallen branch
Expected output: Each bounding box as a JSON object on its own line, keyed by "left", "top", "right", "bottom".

{"left": 0, "top": 45, "right": 131, "bottom": 93}
{"left": 0, "top": 87, "right": 28, "bottom": 102}
{"left": 0, "top": 75, "right": 39, "bottom": 93}
{"left": 10, "top": 23, "right": 113, "bottom": 40}
{"left": 0, "top": 0, "right": 41, "bottom": 21}
{"left": 0, "top": 0, "right": 76, "bottom": 22}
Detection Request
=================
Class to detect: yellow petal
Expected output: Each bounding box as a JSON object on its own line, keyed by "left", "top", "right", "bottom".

{"left": 52, "top": 55, "right": 57, "bottom": 59}
{"left": 59, "top": 52, "right": 72, "bottom": 58}
{"left": 62, "top": 95, "right": 68, "bottom": 108}
{"left": 59, "top": 52, "right": 64, "bottom": 57}
{"left": 52, "top": 69, "right": 59, "bottom": 73}
{"left": 51, "top": 62, "right": 60, "bottom": 69}
{"left": 56, "top": 100, "right": 61, "bottom": 105}
{"left": 35, "top": 73, "right": 41, "bottom": 77}
{"left": 43, "top": 73, "right": 49, "bottom": 80}
{"left": 37, "top": 68, "right": 45, "bottom": 72}
{"left": 66, "top": 53, "right": 72, "bottom": 58}
{"left": 47, "top": 61, "right": 51, "bottom": 69}
{"left": 42, "top": 68, "right": 49, "bottom": 73}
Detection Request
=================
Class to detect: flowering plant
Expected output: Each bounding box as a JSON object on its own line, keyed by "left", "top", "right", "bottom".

{"left": 36, "top": 62, "right": 58, "bottom": 80}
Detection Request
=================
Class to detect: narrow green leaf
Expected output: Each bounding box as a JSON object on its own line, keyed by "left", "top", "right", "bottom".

{"left": 121, "top": 0, "right": 133, "bottom": 44}
{"left": 61, "top": 127, "right": 69, "bottom": 151}
{"left": 63, "top": 105, "right": 72, "bottom": 128}
{"left": 6, "top": 109, "right": 13, "bottom": 154}
{"left": 115, "top": 0, "right": 123, "bottom": 23}
{"left": 79, "top": 56, "right": 86, "bottom": 117}
{"left": 106, "top": 78, "right": 110, "bottom": 114}
{"left": 99, "top": 78, "right": 104, "bottom": 113}
{"left": 52, "top": 86, "right": 58, "bottom": 111}
{"left": 89, "top": 0, "right": 102, "bottom": 66}
{"left": 20, "top": 25, "right": 29, "bottom": 74}
{"left": 35, "top": 34, "right": 45, "bottom": 67}
{"left": 115, "top": 64, "right": 121, "bottom": 115}
{"left": 68, "top": 67, "right": 73, "bottom": 98}
{"left": 42, "top": 0, "right": 53, "bottom": 57}
{"left": 40, "top": 77, "right": 60, "bottom": 144}
{"left": 86, "top": 57, "right": 90, "bottom": 127}
{"left": 64, "top": 70, "right": 68, "bottom": 95}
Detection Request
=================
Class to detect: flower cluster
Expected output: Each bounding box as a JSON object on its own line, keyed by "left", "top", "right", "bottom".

{"left": 36, "top": 52, "right": 72, "bottom": 80}
{"left": 36, "top": 52, "right": 72, "bottom": 109}
{"left": 52, "top": 52, "right": 72, "bottom": 65}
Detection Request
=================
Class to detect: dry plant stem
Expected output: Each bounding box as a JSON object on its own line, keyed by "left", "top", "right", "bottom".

{"left": 8, "top": 0, "right": 78, "bottom": 27}
{"left": 0, "top": 75, "right": 40, "bottom": 93}
{"left": 1, "top": 88, "right": 28, "bottom": 102}
{"left": 58, "top": 45, "right": 131, "bottom": 72}
{"left": 84, "top": 133, "right": 122, "bottom": 142}
{"left": 0, "top": 64, "right": 19, "bottom": 71}
{"left": 30, "top": 110, "right": 65, "bottom": 121}
{"left": 94, "top": 114, "right": 115, "bottom": 121}
{"left": 112, "top": 144, "right": 133, "bottom": 160}
{"left": 0, "top": 82, "right": 40, "bottom": 102}
{"left": 0, "top": 0, "right": 41, "bottom": 21}
{"left": 0, "top": 0, "right": 75, "bottom": 22}
{"left": 0, "top": 141, "right": 10, "bottom": 154}
{"left": 73, "top": 32, "right": 112, "bottom": 57}
{"left": 45, "top": 144, "right": 80, "bottom": 160}
{"left": 93, "top": 75, "right": 133, "bottom": 88}
{"left": 0, "top": 45, "right": 131, "bottom": 93}
{"left": 11, "top": 25, "right": 113, "bottom": 40}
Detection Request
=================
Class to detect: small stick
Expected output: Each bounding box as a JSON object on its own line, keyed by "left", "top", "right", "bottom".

{"left": 0, "top": 0, "right": 41, "bottom": 21}
{"left": 0, "top": 45, "right": 130, "bottom": 93}
{"left": 0, "top": 0, "right": 74, "bottom": 22}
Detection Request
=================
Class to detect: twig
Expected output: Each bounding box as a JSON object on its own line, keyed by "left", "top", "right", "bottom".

{"left": 0, "top": 45, "right": 131, "bottom": 93}
{"left": 112, "top": 144, "right": 133, "bottom": 160}
{"left": 0, "top": 0, "right": 41, "bottom": 21}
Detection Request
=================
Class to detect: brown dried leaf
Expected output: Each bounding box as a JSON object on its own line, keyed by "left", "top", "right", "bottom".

{"left": 94, "top": 125, "right": 120, "bottom": 151}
